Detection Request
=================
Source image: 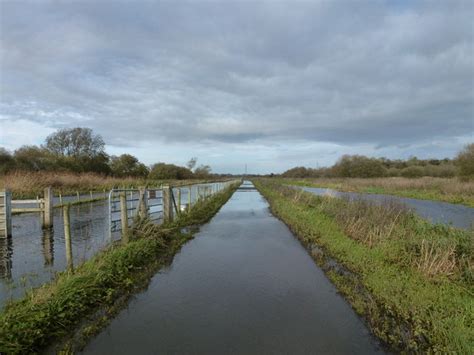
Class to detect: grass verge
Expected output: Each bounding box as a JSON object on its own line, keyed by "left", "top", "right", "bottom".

{"left": 255, "top": 179, "right": 473, "bottom": 353}
{"left": 0, "top": 183, "right": 239, "bottom": 354}
{"left": 283, "top": 177, "right": 474, "bottom": 207}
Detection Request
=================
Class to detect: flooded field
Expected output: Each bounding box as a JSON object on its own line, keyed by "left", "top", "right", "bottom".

{"left": 0, "top": 182, "right": 230, "bottom": 309}
{"left": 299, "top": 186, "right": 474, "bottom": 229}
{"left": 83, "top": 182, "right": 384, "bottom": 354}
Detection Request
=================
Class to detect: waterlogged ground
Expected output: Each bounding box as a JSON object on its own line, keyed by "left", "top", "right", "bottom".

{"left": 0, "top": 183, "right": 225, "bottom": 309}
{"left": 83, "top": 182, "right": 384, "bottom": 354}
{"left": 299, "top": 186, "right": 474, "bottom": 230}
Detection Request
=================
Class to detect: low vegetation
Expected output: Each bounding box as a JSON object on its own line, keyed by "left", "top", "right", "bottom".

{"left": 255, "top": 179, "right": 473, "bottom": 353}
{"left": 285, "top": 176, "right": 474, "bottom": 207}
{"left": 0, "top": 183, "right": 239, "bottom": 354}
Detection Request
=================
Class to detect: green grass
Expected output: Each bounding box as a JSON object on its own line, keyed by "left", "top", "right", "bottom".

{"left": 255, "top": 179, "right": 473, "bottom": 353}
{"left": 0, "top": 183, "right": 239, "bottom": 354}
{"left": 284, "top": 177, "right": 474, "bottom": 207}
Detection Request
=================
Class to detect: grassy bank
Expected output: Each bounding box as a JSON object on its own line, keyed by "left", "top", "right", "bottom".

{"left": 0, "top": 182, "right": 239, "bottom": 354}
{"left": 284, "top": 177, "right": 474, "bottom": 207}
{"left": 255, "top": 179, "right": 473, "bottom": 353}
{"left": 0, "top": 171, "right": 211, "bottom": 199}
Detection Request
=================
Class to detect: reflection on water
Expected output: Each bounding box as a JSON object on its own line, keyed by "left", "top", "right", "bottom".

{"left": 0, "top": 200, "right": 117, "bottom": 308}
{"left": 0, "top": 182, "right": 233, "bottom": 309}
{"left": 84, "top": 182, "right": 385, "bottom": 354}
{"left": 299, "top": 186, "right": 474, "bottom": 230}
{"left": 42, "top": 228, "right": 54, "bottom": 266}
{"left": 0, "top": 238, "right": 12, "bottom": 280}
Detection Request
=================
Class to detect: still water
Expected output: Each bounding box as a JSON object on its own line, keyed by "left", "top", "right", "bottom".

{"left": 0, "top": 183, "right": 227, "bottom": 309}
{"left": 83, "top": 182, "right": 384, "bottom": 354}
{"left": 299, "top": 186, "right": 474, "bottom": 230}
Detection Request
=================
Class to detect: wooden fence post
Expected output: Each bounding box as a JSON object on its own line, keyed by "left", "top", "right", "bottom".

{"left": 120, "top": 192, "right": 129, "bottom": 242}
{"left": 138, "top": 187, "right": 148, "bottom": 218}
{"left": 63, "top": 205, "right": 73, "bottom": 271}
{"left": 188, "top": 187, "right": 192, "bottom": 211}
{"left": 177, "top": 188, "right": 181, "bottom": 215}
{"left": 162, "top": 186, "right": 173, "bottom": 222}
{"left": 43, "top": 187, "right": 53, "bottom": 229}
{"left": 0, "top": 190, "right": 12, "bottom": 238}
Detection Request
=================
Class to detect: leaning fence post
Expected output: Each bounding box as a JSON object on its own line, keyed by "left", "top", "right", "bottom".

{"left": 162, "top": 186, "right": 173, "bottom": 222}
{"left": 43, "top": 187, "right": 53, "bottom": 229}
{"left": 120, "top": 192, "right": 129, "bottom": 242}
{"left": 63, "top": 205, "right": 73, "bottom": 271}
{"left": 76, "top": 191, "right": 80, "bottom": 202}
{"left": 0, "top": 190, "right": 12, "bottom": 238}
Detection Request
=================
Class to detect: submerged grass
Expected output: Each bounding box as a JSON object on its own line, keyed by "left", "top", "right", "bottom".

{"left": 255, "top": 179, "right": 473, "bottom": 353}
{"left": 284, "top": 176, "right": 474, "bottom": 207}
{"left": 0, "top": 183, "right": 239, "bottom": 354}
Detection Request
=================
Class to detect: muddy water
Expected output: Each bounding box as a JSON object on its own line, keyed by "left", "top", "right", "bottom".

{"left": 83, "top": 182, "right": 384, "bottom": 354}
{"left": 299, "top": 186, "right": 474, "bottom": 230}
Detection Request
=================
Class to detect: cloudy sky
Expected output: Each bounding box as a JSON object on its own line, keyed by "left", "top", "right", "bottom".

{"left": 1, "top": 0, "right": 473, "bottom": 174}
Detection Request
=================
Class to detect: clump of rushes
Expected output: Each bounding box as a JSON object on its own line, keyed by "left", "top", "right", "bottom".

{"left": 255, "top": 179, "right": 473, "bottom": 353}
{"left": 0, "top": 183, "right": 239, "bottom": 354}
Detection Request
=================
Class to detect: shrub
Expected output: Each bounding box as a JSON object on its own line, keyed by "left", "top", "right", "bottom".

{"left": 455, "top": 143, "right": 474, "bottom": 179}
{"left": 400, "top": 166, "right": 425, "bottom": 178}
{"left": 333, "top": 155, "right": 386, "bottom": 178}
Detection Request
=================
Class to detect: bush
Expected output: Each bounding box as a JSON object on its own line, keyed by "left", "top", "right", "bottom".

{"left": 0, "top": 148, "right": 15, "bottom": 174}
{"left": 333, "top": 155, "right": 386, "bottom": 178}
{"left": 400, "top": 166, "right": 425, "bottom": 178}
{"left": 148, "top": 163, "right": 193, "bottom": 180}
{"left": 455, "top": 143, "right": 474, "bottom": 179}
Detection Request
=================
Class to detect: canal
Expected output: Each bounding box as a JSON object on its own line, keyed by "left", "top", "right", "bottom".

{"left": 83, "top": 182, "right": 384, "bottom": 354}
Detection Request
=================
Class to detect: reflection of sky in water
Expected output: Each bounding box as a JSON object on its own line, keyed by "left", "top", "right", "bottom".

{"left": 299, "top": 186, "right": 474, "bottom": 230}
{"left": 0, "top": 182, "right": 233, "bottom": 309}
{"left": 84, "top": 181, "right": 384, "bottom": 355}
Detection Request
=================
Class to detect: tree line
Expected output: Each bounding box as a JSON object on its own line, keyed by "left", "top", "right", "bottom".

{"left": 0, "top": 127, "right": 213, "bottom": 180}
{"left": 282, "top": 144, "right": 474, "bottom": 179}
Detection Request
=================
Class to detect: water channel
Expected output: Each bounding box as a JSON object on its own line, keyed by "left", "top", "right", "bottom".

{"left": 83, "top": 182, "right": 385, "bottom": 354}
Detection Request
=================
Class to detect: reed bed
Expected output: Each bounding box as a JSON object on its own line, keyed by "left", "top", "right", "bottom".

{"left": 0, "top": 171, "right": 205, "bottom": 199}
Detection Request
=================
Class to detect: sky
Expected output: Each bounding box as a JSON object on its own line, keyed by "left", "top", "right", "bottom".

{"left": 0, "top": 0, "right": 473, "bottom": 174}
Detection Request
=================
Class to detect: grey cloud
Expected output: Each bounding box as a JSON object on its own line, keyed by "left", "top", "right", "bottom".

{"left": 1, "top": 0, "right": 473, "bottom": 157}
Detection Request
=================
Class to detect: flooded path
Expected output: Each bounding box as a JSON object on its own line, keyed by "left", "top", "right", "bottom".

{"left": 299, "top": 186, "right": 474, "bottom": 230}
{"left": 83, "top": 182, "right": 384, "bottom": 354}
